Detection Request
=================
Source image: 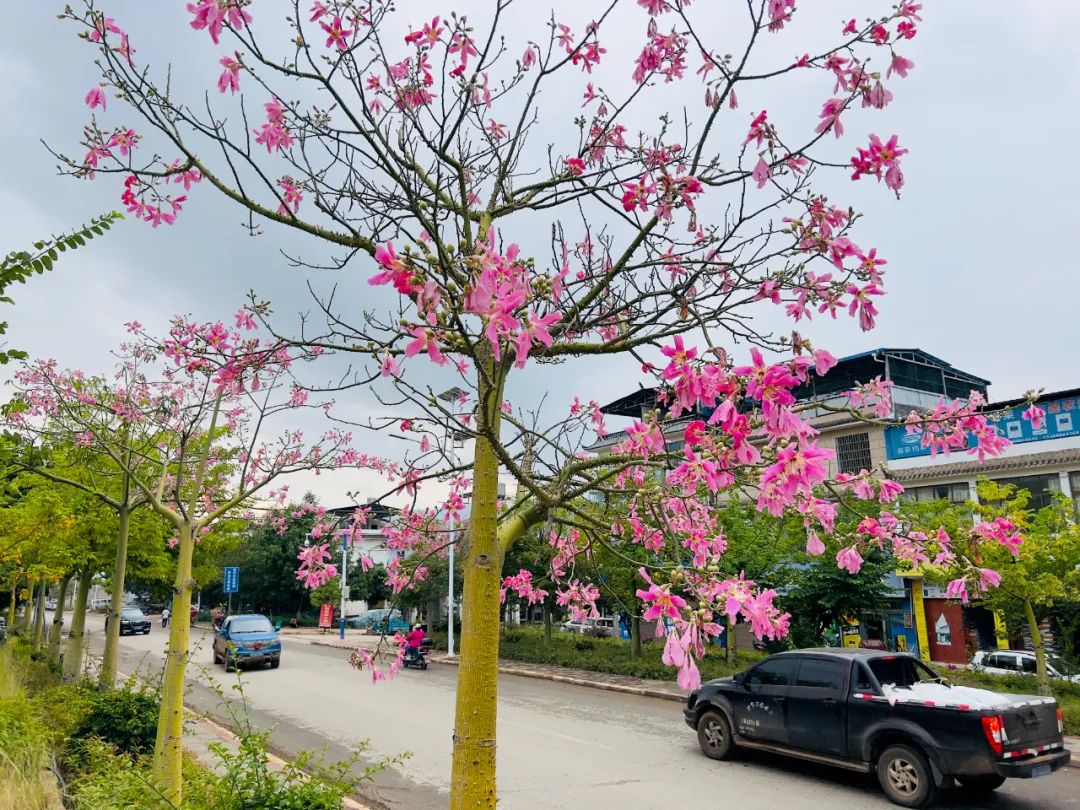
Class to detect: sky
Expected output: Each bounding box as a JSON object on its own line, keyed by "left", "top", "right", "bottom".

{"left": 1, "top": 1, "right": 1078, "bottom": 505}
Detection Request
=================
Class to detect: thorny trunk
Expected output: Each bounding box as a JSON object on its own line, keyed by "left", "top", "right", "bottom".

{"left": 152, "top": 521, "right": 196, "bottom": 801}
{"left": 543, "top": 600, "right": 552, "bottom": 648}
{"left": 1023, "top": 598, "right": 1051, "bottom": 697}
{"left": 450, "top": 373, "right": 505, "bottom": 810}
{"left": 631, "top": 614, "right": 642, "bottom": 659}
{"left": 47, "top": 575, "right": 71, "bottom": 666}
{"left": 64, "top": 574, "right": 91, "bottom": 682}
{"left": 18, "top": 579, "right": 33, "bottom": 632}
{"left": 32, "top": 580, "right": 46, "bottom": 650}
{"left": 99, "top": 504, "right": 132, "bottom": 690}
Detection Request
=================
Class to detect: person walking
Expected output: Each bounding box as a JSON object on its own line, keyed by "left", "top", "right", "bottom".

{"left": 161, "top": 607, "right": 171, "bottom": 628}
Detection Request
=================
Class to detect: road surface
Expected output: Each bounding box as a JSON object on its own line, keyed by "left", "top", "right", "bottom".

{"left": 83, "top": 615, "right": 1077, "bottom": 809}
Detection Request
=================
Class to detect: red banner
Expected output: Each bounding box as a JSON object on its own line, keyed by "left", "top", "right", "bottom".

{"left": 318, "top": 602, "right": 334, "bottom": 628}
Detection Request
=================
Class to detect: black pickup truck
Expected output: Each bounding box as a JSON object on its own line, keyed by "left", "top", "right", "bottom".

{"left": 684, "top": 648, "right": 1070, "bottom": 807}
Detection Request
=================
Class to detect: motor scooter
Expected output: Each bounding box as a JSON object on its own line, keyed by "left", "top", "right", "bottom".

{"left": 403, "top": 638, "right": 432, "bottom": 670}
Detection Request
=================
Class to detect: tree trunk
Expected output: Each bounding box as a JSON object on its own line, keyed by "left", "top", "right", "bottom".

{"left": 726, "top": 614, "right": 737, "bottom": 665}
{"left": 450, "top": 373, "right": 506, "bottom": 810}
{"left": 6, "top": 581, "right": 16, "bottom": 628}
{"left": 19, "top": 580, "right": 33, "bottom": 632}
{"left": 1023, "top": 598, "right": 1051, "bottom": 696}
{"left": 152, "top": 521, "right": 196, "bottom": 802}
{"left": 631, "top": 614, "right": 642, "bottom": 659}
{"left": 64, "top": 574, "right": 92, "bottom": 682}
{"left": 32, "top": 580, "right": 47, "bottom": 650}
{"left": 47, "top": 575, "right": 71, "bottom": 666}
{"left": 542, "top": 600, "right": 552, "bottom": 648}
{"left": 99, "top": 505, "right": 131, "bottom": 690}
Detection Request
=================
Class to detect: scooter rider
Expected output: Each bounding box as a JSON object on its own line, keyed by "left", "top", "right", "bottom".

{"left": 405, "top": 624, "right": 426, "bottom": 658}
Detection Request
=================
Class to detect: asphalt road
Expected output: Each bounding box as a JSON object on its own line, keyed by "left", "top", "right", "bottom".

{"left": 83, "top": 615, "right": 1078, "bottom": 809}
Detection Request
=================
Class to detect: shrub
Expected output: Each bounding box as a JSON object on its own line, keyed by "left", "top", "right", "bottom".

{"left": 70, "top": 683, "right": 160, "bottom": 757}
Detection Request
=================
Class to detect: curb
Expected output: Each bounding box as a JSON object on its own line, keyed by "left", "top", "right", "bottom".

{"left": 430, "top": 654, "right": 687, "bottom": 704}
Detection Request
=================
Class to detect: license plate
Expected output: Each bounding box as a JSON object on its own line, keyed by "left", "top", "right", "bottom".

{"left": 1032, "top": 764, "right": 1051, "bottom": 778}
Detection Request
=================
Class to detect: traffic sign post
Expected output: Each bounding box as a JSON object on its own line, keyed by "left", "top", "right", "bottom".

{"left": 223, "top": 566, "right": 239, "bottom": 616}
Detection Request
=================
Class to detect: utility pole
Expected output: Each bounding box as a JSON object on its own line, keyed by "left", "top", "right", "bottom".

{"left": 339, "top": 530, "right": 349, "bottom": 640}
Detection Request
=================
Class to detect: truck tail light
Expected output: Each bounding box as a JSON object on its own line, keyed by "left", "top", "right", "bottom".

{"left": 981, "top": 715, "right": 1005, "bottom": 756}
{"left": 1057, "top": 708, "right": 1064, "bottom": 734}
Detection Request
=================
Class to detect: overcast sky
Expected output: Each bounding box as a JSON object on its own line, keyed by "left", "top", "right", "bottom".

{"left": 1, "top": 2, "right": 1077, "bottom": 504}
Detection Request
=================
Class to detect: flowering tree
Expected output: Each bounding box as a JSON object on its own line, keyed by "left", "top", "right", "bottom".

{"left": 5, "top": 316, "right": 355, "bottom": 799}
{"left": 59, "top": 1, "right": 1029, "bottom": 805}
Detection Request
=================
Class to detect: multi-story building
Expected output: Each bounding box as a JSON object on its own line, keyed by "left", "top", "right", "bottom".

{"left": 590, "top": 348, "right": 1080, "bottom": 664}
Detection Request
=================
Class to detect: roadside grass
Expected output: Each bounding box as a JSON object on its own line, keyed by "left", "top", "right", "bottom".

{"left": 935, "top": 664, "right": 1080, "bottom": 735}
{"left": 429, "top": 625, "right": 766, "bottom": 681}
{"left": 0, "top": 637, "right": 403, "bottom": 809}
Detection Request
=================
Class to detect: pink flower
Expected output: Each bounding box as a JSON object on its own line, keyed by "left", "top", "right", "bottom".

{"left": 752, "top": 156, "right": 771, "bottom": 189}
{"left": 836, "top": 546, "right": 863, "bottom": 574}
{"left": 85, "top": 86, "right": 106, "bottom": 110}
{"left": 636, "top": 567, "right": 687, "bottom": 624}
{"left": 321, "top": 15, "right": 353, "bottom": 50}
{"left": 945, "top": 578, "right": 969, "bottom": 603}
{"left": 887, "top": 54, "right": 915, "bottom": 79}
{"left": 1021, "top": 403, "right": 1046, "bottom": 430}
{"left": 805, "top": 529, "right": 825, "bottom": 556}
{"left": 815, "top": 98, "right": 845, "bottom": 139}
{"left": 380, "top": 352, "right": 401, "bottom": 378}
{"left": 566, "top": 157, "right": 586, "bottom": 176}
{"left": 187, "top": 0, "right": 252, "bottom": 45}
{"left": 978, "top": 568, "right": 1001, "bottom": 591}
{"left": 812, "top": 348, "right": 838, "bottom": 376}
{"left": 404, "top": 326, "right": 448, "bottom": 366}
{"left": 514, "top": 311, "right": 561, "bottom": 368}
{"left": 218, "top": 55, "right": 241, "bottom": 94}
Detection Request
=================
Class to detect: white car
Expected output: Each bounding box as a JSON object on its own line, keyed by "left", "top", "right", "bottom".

{"left": 970, "top": 649, "right": 1080, "bottom": 683}
{"left": 560, "top": 617, "right": 616, "bottom": 637}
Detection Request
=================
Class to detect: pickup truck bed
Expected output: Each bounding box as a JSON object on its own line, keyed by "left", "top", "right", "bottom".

{"left": 684, "top": 648, "right": 1070, "bottom": 807}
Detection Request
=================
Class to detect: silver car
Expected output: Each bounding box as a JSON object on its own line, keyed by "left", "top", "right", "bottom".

{"left": 970, "top": 649, "right": 1080, "bottom": 683}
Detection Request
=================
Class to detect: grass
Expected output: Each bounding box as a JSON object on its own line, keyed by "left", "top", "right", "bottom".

{"left": 429, "top": 625, "right": 766, "bottom": 682}
{"left": 934, "top": 664, "right": 1080, "bottom": 736}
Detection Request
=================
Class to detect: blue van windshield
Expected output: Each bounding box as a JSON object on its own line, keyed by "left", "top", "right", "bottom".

{"left": 229, "top": 617, "right": 274, "bottom": 634}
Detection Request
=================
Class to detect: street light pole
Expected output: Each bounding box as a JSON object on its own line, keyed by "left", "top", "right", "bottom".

{"left": 339, "top": 531, "right": 348, "bottom": 641}
{"left": 439, "top": 386, "right": 466, "bottom": 659}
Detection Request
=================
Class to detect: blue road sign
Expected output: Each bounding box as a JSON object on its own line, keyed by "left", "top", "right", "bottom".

{"left": 223, "top": 566, "right": 240, "bottom": 594}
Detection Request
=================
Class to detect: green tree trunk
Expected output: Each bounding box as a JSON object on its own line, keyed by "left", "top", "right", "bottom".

{"left": 542, "top": 601, "right": 552, "bottom": 648}
{"left": 6, "top": 581, "right": 16, "bottom": 628}
{"left": 631, "top": 614, "right": 642, "bottom": 659}
{"left": 151, "top": 522, "right": 196, "bottom": 802}
{"left": 47, "top": 575, "right": 71, "bottom": 666}
{"left": 1023, "top": 598, "right": 1052, "bottom": 696}
{"left": 32, "top": 580, "right": 47, "bottom": 649}
{"left": 726, "top": 614, "right": 737, "bottom": 665}
{"left": 64, "top": 574, "right": 91, "bottom": 681}
{"left": 99, "top": 505, "right": 131, "bottom": 690}
{"left": 20, "top": 580, "right": 34, "bottom": 633}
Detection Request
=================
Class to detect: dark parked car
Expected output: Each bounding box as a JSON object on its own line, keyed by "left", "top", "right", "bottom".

{"left": 684, "top": 648, "right": 1070, "bottom": 808}
{"left": 108, "top": 607, "right": 151, "bottom": 636}
{"left": 212, "top": 614, "right": 281, "bottom": 670}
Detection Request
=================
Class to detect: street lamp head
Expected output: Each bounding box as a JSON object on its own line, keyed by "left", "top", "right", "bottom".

{"left": 438, "top": 386, "right": 467, "bottom": 402}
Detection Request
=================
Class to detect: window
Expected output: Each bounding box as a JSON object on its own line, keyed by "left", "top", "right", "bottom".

{"left": 991, "top": 474, "right": 1061, "bottom": 511}
{"left": 867, "top": 656, "right": 938, "bottom": 687}
{"left": 1021, "top": 656, "right": 1037, "bottom": 674}
{"left": 748, "top": 658, "right": 796, "bottom": 686}
{"left": 853, "top": 662, "right": 875, "bottom": 692}
{"left": 987, "top": 653, "right": 1017, "bottom": 671}
{"left": 934, "top": 613, "right": 952, "bottom": 645}
{"left": 835, "top": 432, "right": 872, "bottom": 474}
{"left": 795, "top": 659, "right": 844, "bottom": 690}
{"left": 228, "top": 616, "right": 274, "bottom": 634}
{"left": 903, "top": 483, "right": 970, "bottom": 504}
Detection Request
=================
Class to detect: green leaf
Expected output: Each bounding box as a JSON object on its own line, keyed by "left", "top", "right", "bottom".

{"left": 41, "top": 255, "right": 53, "bottom": 271}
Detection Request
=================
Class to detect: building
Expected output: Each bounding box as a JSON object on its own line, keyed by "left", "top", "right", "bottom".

{"left": 591, "top": 348, "right": 1080, "bottom": 664}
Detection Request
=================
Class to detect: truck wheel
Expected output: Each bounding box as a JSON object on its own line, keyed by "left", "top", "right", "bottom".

{"left": 877, "top": 745, "right": 937, "bottom": 808}
{"left": 269, "top": 658, "right": 280, "bottom": 669}
{"left": 956, "top": 775, "right": 1005, "bottom": 793}
{"left": 696, "top": 710, "right": 734, "bottom": 760}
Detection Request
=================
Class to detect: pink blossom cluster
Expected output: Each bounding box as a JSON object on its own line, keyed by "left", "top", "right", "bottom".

{"left": 500, "top": 569, "right": 549, "bottom": 605}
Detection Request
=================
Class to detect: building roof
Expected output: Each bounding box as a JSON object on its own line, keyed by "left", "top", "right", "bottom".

{"left": 889, "top": 447, "right": 1080, "bottom": 482}
{"left": 989, "top": 387, "right": 1080, "bottom": 411}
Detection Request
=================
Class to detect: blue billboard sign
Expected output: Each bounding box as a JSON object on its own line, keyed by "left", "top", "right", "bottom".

{"left": 223, "top": 566, "right": 240, "bottom": 594}
{"left": 885, "top": 394, "right": 1080, "bottom": 461}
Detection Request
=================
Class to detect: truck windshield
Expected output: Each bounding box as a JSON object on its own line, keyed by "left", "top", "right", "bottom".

{"left": 229, "top": 617, "right": 274, "bottom": 634}
{"left": 868, "top": 656, "right": 942, "bottom": 688}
